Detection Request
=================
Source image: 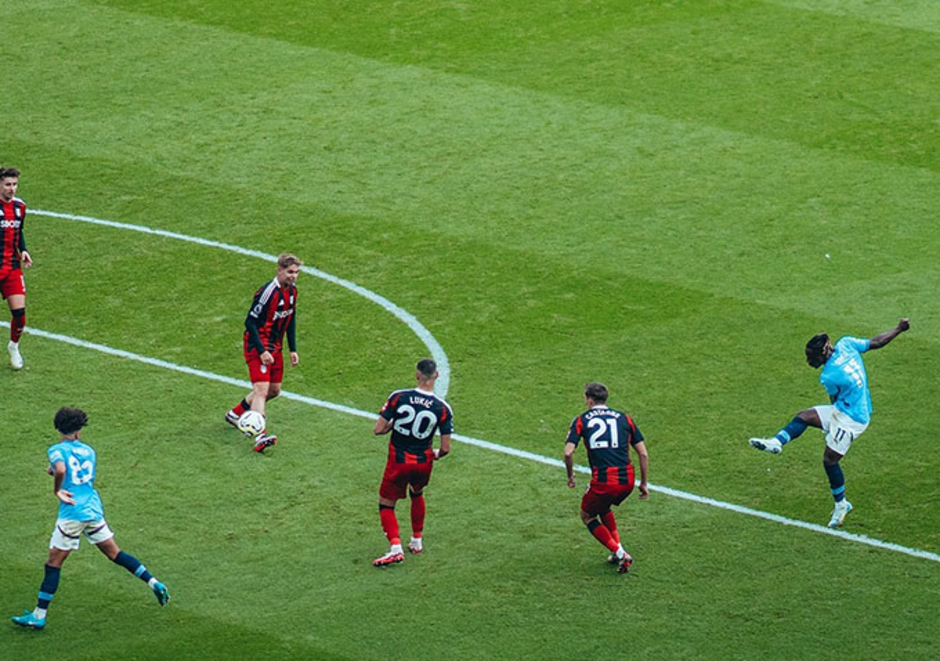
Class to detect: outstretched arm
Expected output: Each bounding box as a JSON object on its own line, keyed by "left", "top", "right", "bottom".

{"left": 869, "top": 318, "right": 910, "bottom": 350}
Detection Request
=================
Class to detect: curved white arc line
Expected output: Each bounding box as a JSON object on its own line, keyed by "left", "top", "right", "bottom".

{"left": 6, "top": 323, "right": 939, "bottom": 565}
{"left": 30, "top": 208, "right": 451, "bottom": 397}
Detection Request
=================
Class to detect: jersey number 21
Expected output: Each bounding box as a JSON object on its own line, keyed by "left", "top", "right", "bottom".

{"left": 587, "top": 418, "right": 619, "bottom": 449}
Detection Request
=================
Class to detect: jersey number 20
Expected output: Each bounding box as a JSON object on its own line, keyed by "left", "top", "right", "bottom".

{"left": 394, "top": 405, "right": 438, "bottom": 440}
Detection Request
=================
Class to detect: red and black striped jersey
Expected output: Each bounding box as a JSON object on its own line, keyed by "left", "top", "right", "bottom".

{"left": 566, "top": 405, "right": 644, "bottom": 484}
{"left": 0, "top": 197, "right": 27, "bottom": 271}
{"left": 243, "top": 278, "right": 297, "bottom": 353}
{"left": 380, "top": 388, "right": 454, "bottom": 462}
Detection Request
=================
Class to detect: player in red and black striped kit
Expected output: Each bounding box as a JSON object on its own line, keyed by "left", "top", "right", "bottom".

{"left": 0, "top": 168, "right": 32, "bottom": 371}
{"left": 372, "top": 359, "right": 453, "bottom": 567}
{"left": 564, "top": 382, "right": 649, "bottom": 573}
{"left": 225, "top": 253, "right": 301, "bottom": 453}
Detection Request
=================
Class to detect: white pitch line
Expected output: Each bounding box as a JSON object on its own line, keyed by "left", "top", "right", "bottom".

{"left": 5, "top": 322, "right": 939, "bottom": 564}
{"left": 31, "top": 209, "right": 451, "bottom": 397}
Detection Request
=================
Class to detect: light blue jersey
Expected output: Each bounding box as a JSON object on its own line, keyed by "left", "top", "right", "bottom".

{"left": 47, "top": 440, "right": 104, "bottom": 521}
{"left": 820, "top": 336, "right": 872, "bottom": 424}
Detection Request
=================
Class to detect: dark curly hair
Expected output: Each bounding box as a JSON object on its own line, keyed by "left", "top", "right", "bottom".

{"left": 0, "top": 167, "right": 21, "bottom": 180}
{"left": 805, "top": 333, "right": 831, "bottom": 367}
{"left": 54, "top": 407, "right": 88, "bottom": 435}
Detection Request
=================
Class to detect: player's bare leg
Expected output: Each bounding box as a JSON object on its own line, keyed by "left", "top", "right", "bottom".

{"left": 249, "top": 382, "right": 271, "bottom": 416}
{"left": 250, "top": 382, "right": 279, "bottom": 451}
{"left": 227, "top": 369, "right": 278, "bottom": 428}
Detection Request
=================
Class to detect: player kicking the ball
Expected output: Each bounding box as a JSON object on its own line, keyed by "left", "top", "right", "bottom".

{"left": 749, "top": 318, "right": 910, "bottom": 528}
{"left": 564, "top": 382, "right": 649, "bottom": 574}
{"left": 225, "top": 253, "right": 301, "bottom": 453}
{"left": 372, "top": 359, "right": 453, "bottom": 567}
{"left": 11, "top": 408, "right": 169, "bottom": 630}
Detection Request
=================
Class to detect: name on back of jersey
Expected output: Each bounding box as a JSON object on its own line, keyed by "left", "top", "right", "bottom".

{"left": 585, "top": 408, "right": 621, "bottom": 420}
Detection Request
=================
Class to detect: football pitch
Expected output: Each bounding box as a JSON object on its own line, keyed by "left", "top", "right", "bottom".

{"left": 3, "top": 1, "right": 939, "bottom": 659}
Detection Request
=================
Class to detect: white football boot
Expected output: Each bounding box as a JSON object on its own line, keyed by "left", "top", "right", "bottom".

{"left": 749, "top": 437, "right": 782, "bottom": 454}
{"left": 828, "top": 500, "right": 853, "bottom": 528}
{"left": 8, "top": 341, "right": 23, "bottom": 370}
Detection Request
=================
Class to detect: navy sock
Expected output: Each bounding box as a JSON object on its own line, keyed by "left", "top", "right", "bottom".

{"left": 37, "top": 564, "right": 61, "bottom": 609}
{"left": 775, "top": 417, "right": 809, "bottom": 445}
{"left": 824, "top": 462, "right": 846, "bottom": 503}
{"left": 114, "top": 550, "right": 154, "bottom": 583}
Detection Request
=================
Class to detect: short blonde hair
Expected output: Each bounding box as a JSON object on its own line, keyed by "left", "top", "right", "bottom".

{"left": 278, "top": 253, "right": 303, "bottom": 269}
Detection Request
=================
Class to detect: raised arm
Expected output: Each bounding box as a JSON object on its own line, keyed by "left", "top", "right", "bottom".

{"left": 869, "top": 318, "right": 910, "bottom": 350}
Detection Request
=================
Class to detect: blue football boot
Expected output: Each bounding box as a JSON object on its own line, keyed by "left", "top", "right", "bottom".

{"left": 12, "top": 610, "right": 46, "bottom": 630}
{"left": 153, "top": 582, "right": 170, "bottom": 606}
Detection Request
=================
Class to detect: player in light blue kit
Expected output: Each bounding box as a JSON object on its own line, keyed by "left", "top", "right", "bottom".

{"left": 11, "top": 408, "right": 169, "bottom": 630}
{"left": 749, "top": 318, "right": 910, "bottom": 528}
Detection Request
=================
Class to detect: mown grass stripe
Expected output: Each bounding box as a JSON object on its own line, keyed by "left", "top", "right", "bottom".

{"left": 4, "top": 321, "right": 937, "bottom": 564}
{"left": 31, "top": 208, "right": 451, "bottom": 397}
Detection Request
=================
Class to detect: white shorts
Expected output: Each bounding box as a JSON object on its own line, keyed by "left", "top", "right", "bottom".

{"left": 813, "top": 405, "right": 868, "bottom": 455}
{"left": 49, "top": 519, "right": 114, "bottom": 551}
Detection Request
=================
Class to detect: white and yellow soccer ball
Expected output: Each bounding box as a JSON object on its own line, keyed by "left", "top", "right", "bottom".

{"left": 237, "top": 410, "right": 265, "bottom": 438}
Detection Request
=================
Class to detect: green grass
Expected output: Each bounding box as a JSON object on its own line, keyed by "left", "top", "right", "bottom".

{"left": 2, "top": 1, "right": 938, "bottom": 658}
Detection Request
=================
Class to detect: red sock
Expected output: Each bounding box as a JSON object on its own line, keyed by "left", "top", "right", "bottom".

{"left": 10, "top": 309, "right": 25, "bottom": 343}
{"left": 409, "top": 491, "right": 425, "bottom": 538}
{"left": 587, "top": 520, "right": 619, "bottom": 553}
{"left": 601, "top": 510, "right": 619, "bottom": 545}
{"left": 232, "top": 399, "right": 249, "bottom": 416}
{"left": 379, "top": 506, "right": 400, "bottom": 546}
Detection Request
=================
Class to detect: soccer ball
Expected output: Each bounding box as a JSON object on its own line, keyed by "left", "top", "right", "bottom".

{"left": 237, "top": 411, "right": 265, "bottom": 437}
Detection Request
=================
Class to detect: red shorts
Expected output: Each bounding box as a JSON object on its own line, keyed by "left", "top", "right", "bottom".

{"left": 245, "top": 349, "right": 284, "bottom": 384}
{"left": 0, "top": 269, "right": 25, "bottom": 299}
{"left": 379, "top": 447, "right": 434, "bottom": 501}
{"left": 581, "top": 470, "right": 635, "bottom": 515}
